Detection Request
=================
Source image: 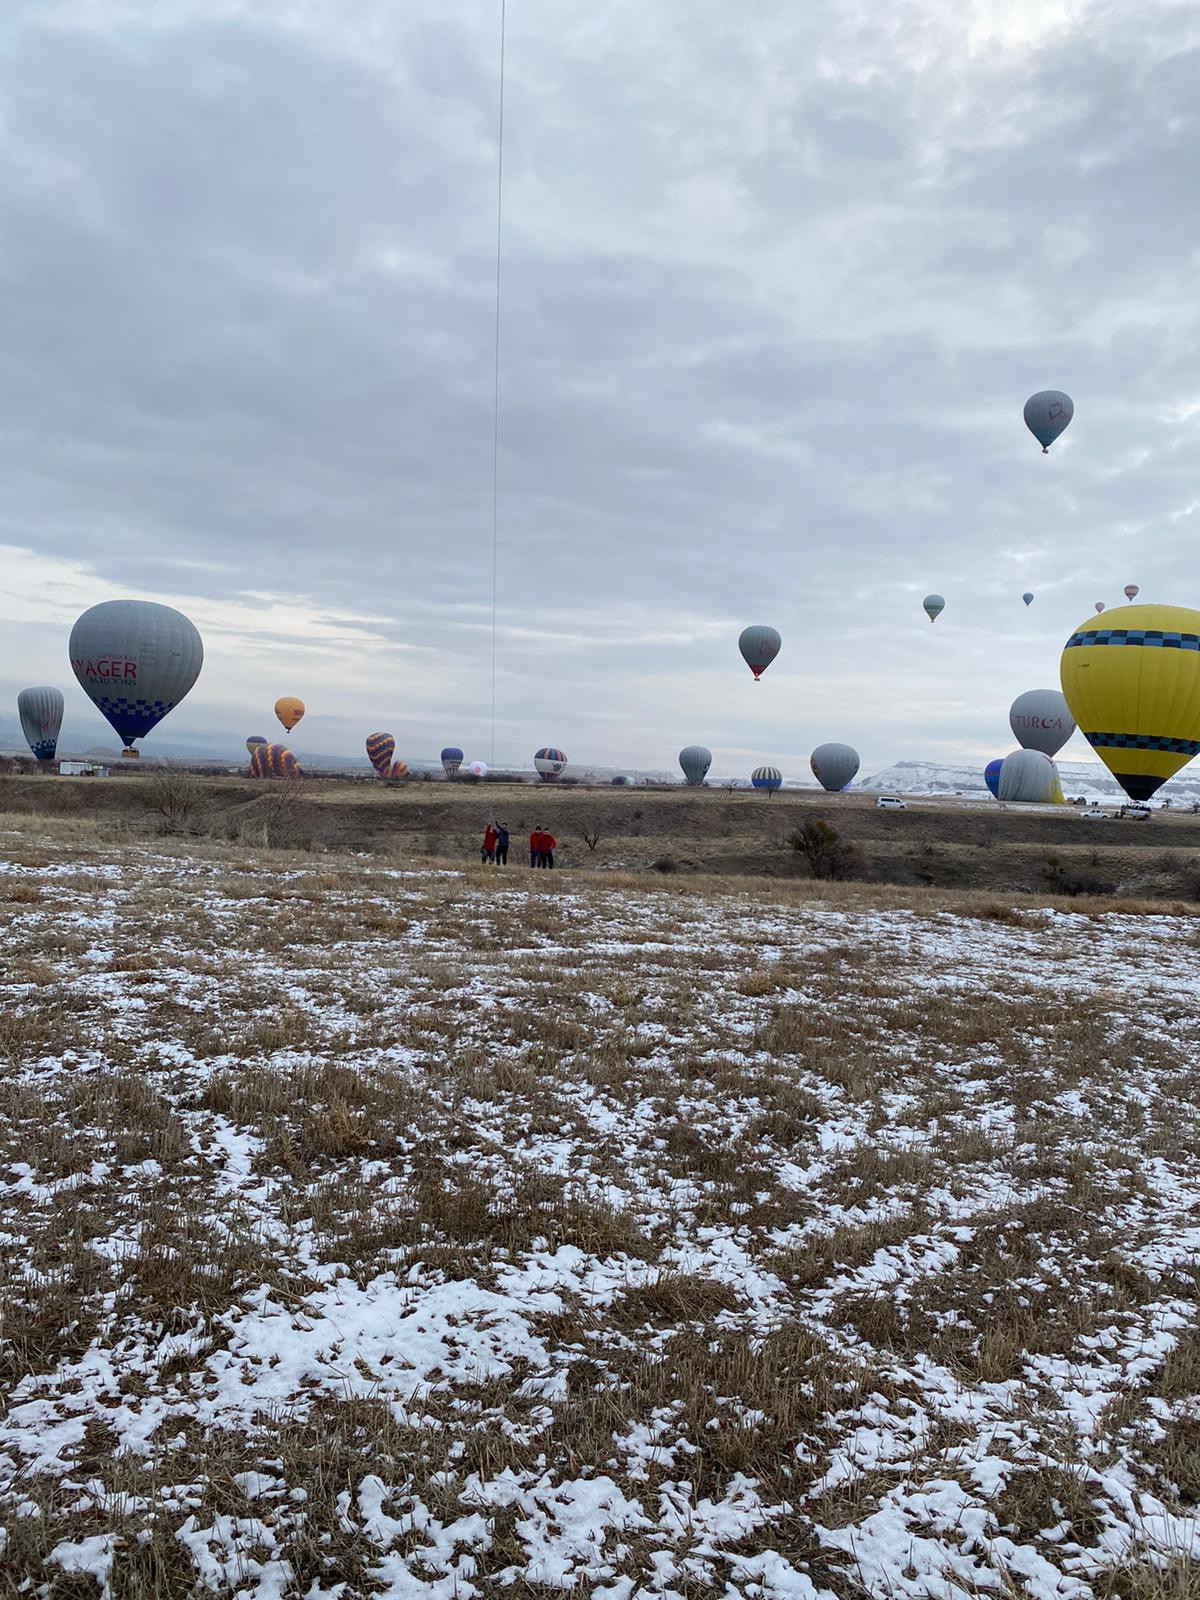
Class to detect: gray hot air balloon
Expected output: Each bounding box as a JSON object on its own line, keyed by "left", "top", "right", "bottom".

{"left": 17, "top": 686, "right": 65, "bottom": 762}
{"left": 1022, "top": 592, "right": 1034, "bottom": 607}
{"left": 1023, "top": 390, "right": 1074, "bottom": 453}
{"left": 68, "top": 600, "right": 203, "bottom": 755}
{"left": 679, "top": 745, "right": 712, "bottom": 786}
{"left": 1009, "top": 689, "right": 1076, "bottom": 759}
{"left": 998, "top": 748, "right": 1064, "bottom": 804}
{"left": 923, "top": 594, "right": 945, "bottom": 623}
{"left": 738, "top": 625, "right": 781, "bottom": 681}
{"left": 810, "top": 742, "right": 860, "bottom": 793}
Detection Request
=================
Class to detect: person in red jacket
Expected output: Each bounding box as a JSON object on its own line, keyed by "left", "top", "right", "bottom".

{"left": 540, "top": 829, "right": 556, "bottom": 869}
{"left": 481, "top": 823, "right": 497, "bottom": 864}
{"left": 529, "top": 827, "right": 542, "bottom": 868}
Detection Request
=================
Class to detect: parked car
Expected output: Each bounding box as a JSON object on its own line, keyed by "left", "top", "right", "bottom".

{"left": 1122, "top": 804, "right": 1152, "bottom": 820}
{"left": 1080, "top": 809, "right": 1109, "bottom": 820}
{"left": 876, "top": 795, "right": 906, "bottom": 811}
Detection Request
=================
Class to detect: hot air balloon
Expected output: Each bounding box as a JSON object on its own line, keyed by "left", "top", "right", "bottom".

{"left": 983, "top": 758, "right": 1004, "bottom": 799}
{"left": 388, "top": 761, "right": 408, "bottom": 781}
{"left": 69, "top": 600, "right": 203, "bottom": 756}
{"left": 810, "top": 743, "right": 859, "bottom": 793}
{"left": 738, "top": 626, "right": 781, "bottom": 681}
{"left": 998, "top": 749, "right": 1064, "bottom": 804}
{"left": 245, "top": 735, "right": 268, "bottom": 758}
{"left": 441, "top": 746, "right": 464, "bottom": 777}
{"left": 365, "top": 732, "right": 395, "bottom": 778}
{"left": 1095, "top": 602, "right": 1106, "bottom": 614}
{"left": 679, "top": 745, "right": 712, "bottom": 786}
{"left": 923, "top": 594, "right": 945, "bottom": 623}
{"left": 1060, "top": 604, "right": 1200, "bottom": 800}
{"left": 1023, "top": 390, "right": 1074, "bottom": 453}
{"left": 467, "top": 760, "right": 488, "bottom": 779}
{"left": 1009, "top": 690, "right": 1075, "bottom": 759}
{"left": 1124, "top": 584, "right": 1140, "bottom": 602}
{"left": 275, "top": 697, "right": 305, "bottom": 732}
{"left": 534, "top": 747, "right": 567, "bottom": 781}
{"left": 610, "top": 775, "right": 630, "bottom": 785}
{"left": 17, "top": 687, "right": 64, "bottom": 763}
{"left": 248, "top": 743, "right": 302, "bottom": 779}
{"left": 751, "top": 765, "right": 782, "bottom": 792}
{"left": 1022, "top": 592, "right": 1035, "bottom": 607}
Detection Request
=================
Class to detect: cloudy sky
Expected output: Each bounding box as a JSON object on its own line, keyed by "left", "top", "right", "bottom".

{"left": 2, "top": 0, "right": 1197, "bottom": 775}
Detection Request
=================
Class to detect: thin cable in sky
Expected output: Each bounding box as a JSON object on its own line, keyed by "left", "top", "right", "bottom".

{"left": 490, "top": 0, "right": 506, "bottom": 766}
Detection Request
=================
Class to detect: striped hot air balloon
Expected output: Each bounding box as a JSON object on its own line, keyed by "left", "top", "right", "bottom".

{"left": 365, "top": 732, "right": 395, "bottom": 778}
{"left": 751, "top": 765, "right": 782, "bottom": 791}
{"left": 534, "top": 747, "right": 567, "bottom": 781}
{"left": 441, "top": 746, "right": 464, "bottom": 777}
{"left": 248, "top": 742, "right": 302, "bottom": 779}
{"left": 245, "top": 735, "right": 268, "bottom": 758}
{"left": 388, "top": 761, "right": 408, "bottom": 781}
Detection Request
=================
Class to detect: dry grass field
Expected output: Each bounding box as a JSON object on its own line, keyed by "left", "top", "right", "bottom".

{"left": 2, "top": 805, "right": 1200, "bottom": 1597}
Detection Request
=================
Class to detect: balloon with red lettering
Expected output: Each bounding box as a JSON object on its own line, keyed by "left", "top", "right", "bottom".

{"left": 275, "top": 696, "right": 305, "bottom": 732}
{"left": 1009, "top": 689, "right": 1075, "bottom": 758}
{"left": 69, "top": 600, "right": 203, "bottom": 754}
{"left": 738, "top": 626, "right": 781, "bottom": 681}
{"left": 1023, "top": 390, "right": 1074, "bottom": 453}
{"left": 18, "top": 687, "right": 64, "bottom": 762}
{"left": 365, "top": 732, "right": 395, "bottom": 778}
{"left": 249, "top": 742, "right": 302, "bottom": 779}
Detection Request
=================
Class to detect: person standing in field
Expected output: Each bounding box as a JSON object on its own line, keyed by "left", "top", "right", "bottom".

{"left": 540, "top": 827, "right": 556, "bottom": 869}
{"left": 530, "top": 826, "right": 542, "bottom": 867}
{"left": 495, "top": 822, "right": 510, "bottom": 866}
{"left": 481, "top": 823, "right": 497, "bottom": 864}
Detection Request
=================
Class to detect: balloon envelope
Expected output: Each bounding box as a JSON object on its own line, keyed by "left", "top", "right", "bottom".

{"left": 738, "top": 625, "right": 781, "bottom": 680}
{"left": 1124, "top": 585, "right": 1140, "bottom": 601}
{"left": 983, "top": 758, "right": 1004, "bottom": 799}
{"left": 751, "top": 765, "right": 782, "bottom": 790}
{"left": 1009, "top": 689, "right": 1075, "bottom": 758}
{"left": 810, "top": 743, "right": 859, "bottom": 792}
{"left": 275, "top": 696, "right": 305, "bottom": 732}
{"left": 365, "top": 732, "right": 395, "bottom": 778}
{"left": 923, "top": 594, "right": 945, "bottom": 622}
{"left": 679, "top": 745, "right": 712, "bottom": 786}
{"left": 389, "top": 761, "right": 408, "bottom": 781}
{"left": 534, "top": 747, "right": 567, "bottom": 780}
{"left": 249, "top": 743, "right": 301, "bottom": 779}
{"left": 69, "top": 600, "right": 203, "bottom": 750}
{"left": 468, "top": 760, "right": 488, "bottom": 778}
{"left": 1061, "top": 603, "right": 1200, "bottom": 800}
{"left": 440, "top": 746, "right": 464, "bottom": 776}
{"left": 17, "top": 686, "right": 64, "bottom": 761}
{"left": 245, "top": 735, "right": 268, "bottom": 757}
{"left": 1095, "top": 602, "right": 1106, "bottom": 613}
{"left": 1022, "top": 592, "right": 1034, "bottom": 607}
{"left": 1023, "top": 390, "right": 1074, "bottom": 452}
{"left": 998, "top": 749, "right": 1064, "bottom": 804}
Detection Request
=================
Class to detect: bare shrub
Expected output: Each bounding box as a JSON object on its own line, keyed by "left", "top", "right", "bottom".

{"left": 787, "top": 819, "right": 861, "bottom": 880}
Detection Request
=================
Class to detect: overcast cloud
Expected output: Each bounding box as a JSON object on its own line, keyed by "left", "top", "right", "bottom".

{"left": 2, "top": 0, "right": 1198, "bottom": 774}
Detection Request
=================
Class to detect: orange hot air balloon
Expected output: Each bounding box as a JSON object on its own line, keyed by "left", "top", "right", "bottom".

{"left": 275, "top": 696, "right": 305, "bottom": 732}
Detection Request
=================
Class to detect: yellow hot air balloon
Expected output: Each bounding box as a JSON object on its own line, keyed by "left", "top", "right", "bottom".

{"left": 1060, "top": 604, "right": 1200, "bottom": 800}
{"left": 275, "top": 696, "right": 305, "bottom": 732}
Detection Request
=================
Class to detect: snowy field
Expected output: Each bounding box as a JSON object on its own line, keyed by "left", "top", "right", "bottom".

{"left": 2, "top": 821, "right": 1200, "bottom": 1598}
